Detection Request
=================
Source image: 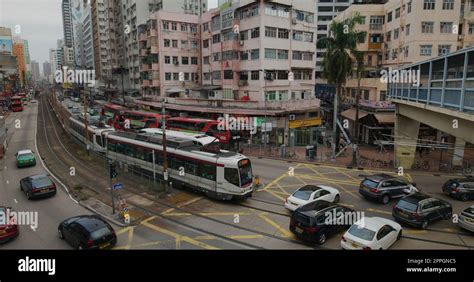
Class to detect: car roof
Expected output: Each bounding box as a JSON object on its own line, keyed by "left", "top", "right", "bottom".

{"left": 27, "top": 174, "right": 49, "bottom": 180}
{"left": 355, "top": 217, "right": 387, "bottom": 231}
{"left": 365, "top": 173, "right": 395, "bottom": 182}
{"left": 449, "top": 178, "right": 474, "bottom": 183}
{"left": 75, "top": 215, "right": 108, "bottom": 232}
{"left": 296, "top": 200, "right": 337, "bottom": 216}
{"left": 297, "top": 185, "right": 323, "bottom": 193}
{"left": 401, "top": 193, "right": 431, "bottom": 204}
{"left": 17, "top": 149, "right": 33, "bottom": 155}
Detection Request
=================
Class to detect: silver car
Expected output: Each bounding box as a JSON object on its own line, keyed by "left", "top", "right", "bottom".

{"left": 458, "top": 205, "right": 474, "bottom": 232}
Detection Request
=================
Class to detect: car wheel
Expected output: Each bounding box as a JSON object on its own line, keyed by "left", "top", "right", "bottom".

{"left": 317, "top": 233, "right": 327, "bottom": 245}
{"left": 460, "top": 194, "right": 469, "bottom": 202}
{"left": 334, "top": 194, "right": 340, "bottom": 203}
{"left": 26, "top": 191, "right": 32, "bottom": 200}
{"left": 58, "top": 229, "right": 64, "bottom": 239}
{"left": 421, "top": 220, "right": 428, "bottom": 229}
{"left": 381, "top": 194, "right": 390, "bottom": 205}
{"left": 397, "top": 230, "right": 402, "bottom": 240}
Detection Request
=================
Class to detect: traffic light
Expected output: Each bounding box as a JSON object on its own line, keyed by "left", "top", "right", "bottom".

{"left": 110, "top": 164, "right": 118, "bottom": 179}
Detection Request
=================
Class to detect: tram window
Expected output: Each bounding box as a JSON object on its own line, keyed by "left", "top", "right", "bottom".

{"left": 135, "top": 147, "right": 145, "bottom": 160}
{"left": 171, "top": 158, "right": 184, "bottom": 170}
{"left": 225, "top": 168, "right": 240, "bottom": 186}
{"left": 125, "top": 145, "right": 134, "bottom": 157}
{"left": 108, "top": 142, "right": 116, "bottom": 152}
{"left": 145, "top": 150, "right": 153, "bottom": 162}
{"left": 154, "top": 154, "right": 163, "bottom": 165}
{"left": 95, "top": 136, "right": 103, "bottom": 147}
{"left": 185, "top": 162, "right": 198, "bottom": 175}
{"left": 116, "top": 143, "right": 126, "bottom": 154}
{"left": 199, "top": 164, "right": 216, "bottom": 181}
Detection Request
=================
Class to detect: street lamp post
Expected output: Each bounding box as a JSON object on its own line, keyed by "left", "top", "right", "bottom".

{"left": 161, "top": 98, "right": 169, "bottom": 194}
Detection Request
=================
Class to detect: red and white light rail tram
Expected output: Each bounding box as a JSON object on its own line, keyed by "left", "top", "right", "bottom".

{"left": 105, "top": 132, "right": 254, "bottom": 200}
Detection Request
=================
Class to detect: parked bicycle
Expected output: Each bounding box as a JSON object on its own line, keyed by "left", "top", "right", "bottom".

{"left": 411, "top": 160, "right": 431, "bottom": 170}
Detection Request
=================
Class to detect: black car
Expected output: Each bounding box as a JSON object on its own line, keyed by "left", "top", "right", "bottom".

{"left": 359, "top": 174, "right": 415, "bottom": 204}
{"left": 20, "top": 174, "right": 56, "bottom": 200}
{"left": 442, "top": 178, "right": 474, "bottom": 201}
{"left": 58, "top": 215, "right": 117, "bottom": 250}
{"left": 289, "top": 200, "right": 355, "bottom": 245}
{"left": 392, "top": 193, "right": 452, "bottom": 229}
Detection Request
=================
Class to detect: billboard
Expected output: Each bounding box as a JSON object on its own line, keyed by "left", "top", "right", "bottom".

{"left": 0, "top": 36, "right": 13, "bottom": 55}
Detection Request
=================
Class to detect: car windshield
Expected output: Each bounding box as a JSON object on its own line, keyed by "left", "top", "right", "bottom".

{"left": 396, "top": 200, "right": 418, "bottom": 212}
{"left": 90, "top": 226, "right": 111, "bottom": 240}
{"left": 293, "top": 190, "right": 312, "bottom": 200}
{"left": 362, "top": 179, "right": 379, "bottom": 188}
{"left": 18, "top": 153, "right": 34, "bottom": 160}
{"left": 348, "top": 225, "right": 375, "bottom": 241}
{"left": 32, "top": 177, "right": 53, "bottom": 188}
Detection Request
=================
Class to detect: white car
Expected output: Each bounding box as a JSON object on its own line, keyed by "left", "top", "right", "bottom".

{"left": 285, "top": 185, "right": 340, "bottom": 211}
{"left": 341, "top": 217, "right": 402, "bottom": 250}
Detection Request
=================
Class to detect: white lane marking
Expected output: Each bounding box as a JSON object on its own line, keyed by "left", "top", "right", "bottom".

{"left": 6, "top": 180, "right": 9, "bottom": 185}
{"left": 30, "top": 225, "right": 37, "bottom": 232}
{"left": 14, "top": 199, "right": 18, "bottom": 204}
{"left": 4, "top": 166, "right": 6, "bottom": 170}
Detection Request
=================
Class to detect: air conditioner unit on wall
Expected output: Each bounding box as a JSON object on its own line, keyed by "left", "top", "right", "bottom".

{"left": 288, "top": 114, "right": 296, "bottom": 121}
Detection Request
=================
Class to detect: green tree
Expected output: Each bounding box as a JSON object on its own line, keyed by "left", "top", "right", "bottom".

{"left": 317, "top": 13, "right": 365, "bottom": 159}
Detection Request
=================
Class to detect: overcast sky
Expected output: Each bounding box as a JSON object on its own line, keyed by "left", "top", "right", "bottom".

{"left": 0, "top": 0, "right": 218, "bottom": 68}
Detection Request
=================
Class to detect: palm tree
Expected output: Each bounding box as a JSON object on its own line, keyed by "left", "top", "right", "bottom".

{"left": 317, "top": 13, "right": 365, "bottom": 160}
{"left": 352, "top": 51, "right": 365, "bottom": 166}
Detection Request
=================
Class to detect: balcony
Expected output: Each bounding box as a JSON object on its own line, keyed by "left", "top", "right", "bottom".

{"left": 151, "top": 63, "right": 159, "bottom": 71}
{"left": 142, "top": 80, "right": 150, "bottom": 87}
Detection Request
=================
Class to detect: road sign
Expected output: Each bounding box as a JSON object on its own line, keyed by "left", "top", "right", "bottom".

{"left": 112, "top": 183, "right": 123, "bottom": 190}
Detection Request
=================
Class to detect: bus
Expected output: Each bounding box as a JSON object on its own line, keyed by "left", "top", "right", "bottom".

{"left": 121, "top": 110, "right": 169, "bottom": 131}
{"left": 101, "top": 103, "right": 128, "bottom": 129}
{"left": 166, "top": 117, "right": 239, "bottom": 147}
{"left": 138, "top": 128, "right": 219, "bottom": 146}
{"left": 11, "top": 96, "right": 23, "bottom": 112}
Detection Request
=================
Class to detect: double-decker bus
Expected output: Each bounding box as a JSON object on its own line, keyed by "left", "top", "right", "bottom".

{"left": 121, "top": 110, "right": 168, "bottom": 131}
{"left": 10, "top": 96, "right": 23, "bottom": 112}
{"left": 101, "top": 103, "right": 128, "bottom": 129}
{"left": 166, "top": 117, "right": 239, "bottom": 147}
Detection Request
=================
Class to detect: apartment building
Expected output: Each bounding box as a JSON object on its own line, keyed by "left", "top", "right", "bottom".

{"left": 12, "top": 39, "right": 26, "bottom": 87}
{"left": 138, "top": 11, "right": 201, "bottom": 98}
{"left": 31, "top": 61, "right": 40, "bottom": 82}
{"left": 43, "top": 62, "right": 52, "bottom": 81}
{"left": 62, "top": 0, "right": 75, "bottom": 48}
{"left": 327, "top": 0, "right": 474, "bottom": 144}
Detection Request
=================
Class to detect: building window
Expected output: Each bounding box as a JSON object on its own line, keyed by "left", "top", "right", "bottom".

{"left": 190, "top": 24, "right": 197, "bottom": 33}
{"left": 251, "top": 71, "right": 259, "bottom": 80}
{"left": 171, "top": 22, "right": 177, "bottom": 30}
{"left": 172, "top": 40, "right": 178, "bottom": 48}
{"left": 380, "top": 91, "right": 387, "bottom": 101}
{"left": 278, "top": 28, "right": 289, "bottom": 39}
{"left": 184, "top": 73, "right": 190, "bottom": 81}
{"left": 213, "top": 52, "right": 221, "bottom": 61}
{"left": 212, "top": 34, "right": 221, "bottom": 43}
{"left": 173, "top": 73, "right": 179, "bottom": 80}
{"left": 278, "top": 49, "right": 288, "bottom": 60}
{"left": 469, "top": 24, "right": 474, "bottom": 35}
{"left": 240, "top": 51, "right": 249, "bottom": 60}
{"left": 264, "top": 4, "right": 289, "bottom": 18}
{"left": 191, "top": 57, "right": 198, "bottom": 65}
{"left": 251, "top": 27, "right": 260, "bottom": 38}
{"left": 265, "top": 27, "right": 277, "bottom": 38}
{"left": 395, "top": 8, "right": 400, "bottom": 19}
{"left": 240, "top": 30, "right": 248, "bottom": 40}
{"left": 163, "top": 21, "right": 169, "bottom": 30}
{"left": 165, "top": 56, "right": 170, "bottom": 64}
{"left": 181, "top": 23, "right": 188, "bottom": 32}
{"left": 250, "top": 49, "right": 259, "bottom": 60}
{"left": 172, "top": 56, "right": 179, "bottom": 64}
{"left": 203, "top": 22, "right": 209, "bottom": 32}
{"left": 191, "top": 40, "right": 198, "bottom": 49}
{"left": 440, "top": 22, "right": 454, "bottom": 33}
{"left": 224, "top": 70, "right": 233, "bottom": 80}
{"left": 164, "top": 39, "right": 170, "bottom": 47}
{"left": 203, "top": 72, "right": 211, "bottom": 80}
{"left": 165, "top": 72, "right": 171, "bottom": 80}
{"left": 421, "top": 22, "right": 434, "bottom": 33}
{"left": 212, "top": 71, "right": 221, "bottom": 80}
{"left": 240, "top": 71, "right": 248, "bottom": 81}
{"left": 222, "top": 29, "right": 234, "bottom": 41}
{"left": 408, "top": 1, "right": 412, "bottom": 13}
{"left": 222, "top": 12, "right": 233, "bottom": 29}
{"left": 387, "top": 12, "right": 392, "bottom": 22}
{"left": 386, "top": 31, "right": 391, "bottom": 41}
{"left": 181, "top": 40, "right": 188, "bottom": 49}
{"left": 277, "top": 70, "right": 288, "bottom": 80}
{"left": 438, "top": 45, "right": 451, "bottom": 56}
{"left": 265, "top": 48, "right": 276, "bottom": 59}
{"left": 420, "top": 45, "right": 432, "bottom": 56}
{"left": 369, "top": 16, "right": 384, "bottom": 30}
{"left": 182, "top": 56, "right": 189, "bottom": 65}
{"left": 203, "top": 39, "right": 209, "bottom": 48}
{"left": 442, "top": 0, "right": 454, "bottom": 10}
{"left": 394, "top": 28, "right": 399, "bottom": 39}
{"left": 406, "top": 24, "right": 410, "bottom": 36}
{"left": 203, "top": 56, "right": 210, "bottom": 64}
{"left": 423, "top": 0, "right": 435, "bottom": 10}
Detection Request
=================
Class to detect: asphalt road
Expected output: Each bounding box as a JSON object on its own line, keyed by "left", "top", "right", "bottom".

{"left": 0, "top": 102, "right": 91, "bottom": 249}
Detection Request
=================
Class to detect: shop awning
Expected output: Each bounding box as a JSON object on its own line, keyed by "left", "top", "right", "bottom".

{"left": 341, "top": 109, "right": 368, "bottom": 121}
{"left": 374, "top": 113, "right": 395, "bottom": 124}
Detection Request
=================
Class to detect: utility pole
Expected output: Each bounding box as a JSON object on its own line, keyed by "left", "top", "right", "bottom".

{"left": 161, "top": 98, "right": 168, "bottom": 193}
{"left": 83, "top": 88, "right": 90, "bottom": 155}
{"left": 109, "top": 162, "right": 117, "bottom": 214}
